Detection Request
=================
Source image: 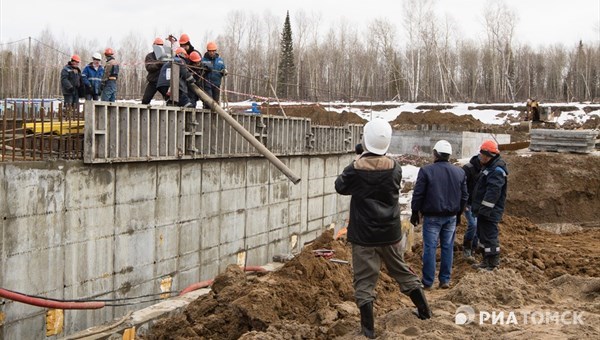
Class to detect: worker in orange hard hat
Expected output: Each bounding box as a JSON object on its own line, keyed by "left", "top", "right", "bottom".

{"left": 201, "top": 41, "right": 228, "bottom": 106}
{"left": 156, "top": 47, "right": 195, "bottom": 108}
{"left": 60, "top": 54, "right": 84, "bottom": 109}
{"left": 100, "top": 47, "right": 119, "bottom": 102}
{"left": 470, "top": 139, "right": 507, "bottom": 271}
{"left": 142, "top": 37, "right": 168, "bottom": 104}
{"left": 177, "top": 33, "right": 201, "bottom": 56}
{"left": 185, "top": 51, "right": 204, "bottom": 108}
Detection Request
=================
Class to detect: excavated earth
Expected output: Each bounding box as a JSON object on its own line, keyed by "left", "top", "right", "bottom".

{"left": 142, "top": 105, "right": 600, "bottom": 339}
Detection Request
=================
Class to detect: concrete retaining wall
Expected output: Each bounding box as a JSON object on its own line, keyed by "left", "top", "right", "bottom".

{"left": 0, "top": 154, "right": 354, "bottom": 339}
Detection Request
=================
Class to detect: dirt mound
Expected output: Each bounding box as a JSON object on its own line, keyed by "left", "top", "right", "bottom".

{"left": 503, "top": 152, "right": 600, "bottom": 224}
{"left": 260, "top": 103, "right": 367, "bottom": 126}
{"left": 389, "top": 110, "right": 485, "bottom": 131}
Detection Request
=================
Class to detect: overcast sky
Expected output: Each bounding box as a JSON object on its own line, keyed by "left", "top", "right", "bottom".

{"left": 1, "top": 0, "right": 598, "bottom": 49}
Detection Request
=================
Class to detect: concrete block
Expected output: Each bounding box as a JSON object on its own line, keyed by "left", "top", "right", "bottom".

{"left": 308, "top": 157, "right": 325, "bottom": 180}
{"left": 308, "top": 177, "right": 324, "bottom": 198}
{"left": 64, "top": 206, "right": 115, "bottom": 244}
{"left": 246, "top": 206, "right": 269, "bottom": 236}
{"left": 155, "top": 224, "right": 180, "bottom": 272}
{"left": 156, "top": 256, "right": 178, "bottom": 279}
{"left": 246, "top": 185, "right": 268, "bottom": 209}
{"left": 221, "top": 159, "right": 247, "bottom": 190}
{"left": 269, "top": 225, "right": 287, "bottom": 246}
{"left": 115, "top": 163, "right": 156, "bottom": 204}
{"left": 245, "top": 231, "right": 269, "bottom": 250}
{"left": 156, "top": 163, "right": 181, "bottom": 198}
{"left": 324, "top": 156, "right": 339, "bottom": 177}
{"left": 200, "top": 191, "right": 220, "bottom": 218}
{"left": 4, "top": 164, "right": 65, "bottom": 217}
{"left": 180, "top": 162, "right": 202, "bottom": 195}
{"left": 323, "top": 175, "right": 337, "bottom": 195}
{"left": 177, "top": 267, "right": 201, "bottom": 290}
{"left": 220, "top": 188, "right": 246, "bottom": 214}
{"left": 112, "top": 280, "right": 156, "bottom": 317}
{"left": 179, "top": 220, "right": 200, "bottom": 254}
{"left": 155, "top": 197, "right": 180, "bottom": 226}
{"left": 270, "top": 181, "right": 290, "bottom": 204}
{"left": 2, "top": 313, "right": 45, "bottom": 340}
{"left": 219, "top": 211, "right": 246, "bottom": 245}
{"left": 268, "top": 202, "right": 289, "bottom": 230}
{"left": 179, "top": 251, "right": 200, "bottom": 273}
{"left": 114, "top": 230, "right": 155, "bottom": 279}
{"left": 3, "top": 213, "right": 63, "bottom": 256}
{"left": 65, "top": 307, "right": 114, "bottom": 336}
{"left": 179, "top": 193, "right": 202, "bottom": 221}
{"left": 201, "top": 161, "right": 221, "bottom": 193}
{"left": 65, "top": 166, "right": 114, "bottom": 210}
{"left": 308, "top": 196, "right": 324, "bottom": 221}
{"left": 307, "top": 219, "right": 325, "bottom": 235}
{"left": 200, "top": 216, "right": 221, "bottom": 249}
{"left": 64, "top": 238, "right": 114, "bottom": 289}
{"left": 288, "top": 200, "right": 301, "bottom": 226}
{"left": 199, "top": 246, "right": 220, "bottom": 279}
{"left": 3, "top": 246, "right": 64, "bottom": 298}
{"left": 269, "top": 158, "right": 289, "bottom": 183}
{"left": 246, "top": 158, "right": 270, "bottom": 185}
{"left": 246, "top": 245, "right": 269, "bottom": 266}
{"left": 114, "top": 200, "right": 156, "bottom": 234}
{"left": 323, "top": 193, "right": 338, "bottom": 218}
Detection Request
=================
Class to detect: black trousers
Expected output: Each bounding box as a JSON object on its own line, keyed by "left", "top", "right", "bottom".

{"left": 476, "top": 215, "right": 500, "bottom": 255}
{"left": 141, "top": 81, "right": 160, "bottom": 104}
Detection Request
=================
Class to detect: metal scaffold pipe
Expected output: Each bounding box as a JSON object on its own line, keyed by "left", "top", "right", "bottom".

{"left": 189, "top": 83, "right": 301, "bottom": 184}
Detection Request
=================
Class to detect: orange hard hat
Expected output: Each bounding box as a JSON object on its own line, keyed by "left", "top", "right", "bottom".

{"left": 104, "top": 48, "right": 114, "bottom": 56}
{"left": 153, "top": 37, "right": 164, "bottom": 45}
{"left": 206, "top": 41, "right": 217, "bottom": 51}
{"left": 179, "top": 33, "right": 190, "bottom": 44}
{"left": 174, "top": 47, "right": 188, "bottom": 57}
{"left": 70, "top": 54, "right": 81, "bottom": 63}
{"left": 189, "top": 51, "right": 201, "bottom": 62}
{"left": 480, "top": 140, "right": 499, "bottom": 156}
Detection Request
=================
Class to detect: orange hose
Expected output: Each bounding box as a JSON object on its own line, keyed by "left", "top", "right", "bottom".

{"left": 0, "top": 288, "right": 105, "bottom": 310}
{"left": 178, "top": 266, "right": 268, "bottom": 296}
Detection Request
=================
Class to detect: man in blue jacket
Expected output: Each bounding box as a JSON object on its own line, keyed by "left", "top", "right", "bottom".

{"left": 82, "top": 53, "right": 104, "bottom": 101}
{"left": 471, "top": 140, "right": 508, "bottom": 271}
{"left": 60, "top": 54, "right": 83, "bottom": 109}
{"left": 336, "top": 119, "right": 431, "bottom": 338}
{"left": 201, "top": 41, "right": 227, "bottom": 105}
{"left": 411, "top": 140, "right": 468, "bottom": 289}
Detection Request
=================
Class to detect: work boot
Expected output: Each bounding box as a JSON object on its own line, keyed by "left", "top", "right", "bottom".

{"left": 462, "top": 239, "right": 473, "bottom": 259}
{"left": 472, "top": 256, "right": 489, "bottom": 270}
{"left": 409, "top": 288, "right": 432, "bottom": 320}
{"left": 359, "top": 302, "right": 375, "bottom": 339}
{"left": 487, "top": 254, "right": 500, "bottom": 270}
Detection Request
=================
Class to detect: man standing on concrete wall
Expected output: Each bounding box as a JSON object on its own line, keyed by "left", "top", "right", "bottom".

{"left": 411, "top": 140, "right": 468, "bottom": 289}
{"left": 335, "top": 118, "right": 431, "bottom": 338}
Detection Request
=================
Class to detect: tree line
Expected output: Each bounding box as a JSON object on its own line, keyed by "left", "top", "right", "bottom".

{"left": 1, "top": 0, "right": 598, "bottom": 104}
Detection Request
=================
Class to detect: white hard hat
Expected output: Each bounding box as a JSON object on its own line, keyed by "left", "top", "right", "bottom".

{"left": 362, "top": 118, "right": 392, "bottom": 155}
{"left": 433, "top": 140, "right": 452, "bottom": 155}
{"left": 92, "top": 52, "right": 102, "bottom": 60}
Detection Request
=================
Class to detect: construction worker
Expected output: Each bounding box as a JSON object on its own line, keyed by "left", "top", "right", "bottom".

{"left": 461, "top": 153, "right": 482, "bottom": 261}
{"left": 178, "top": 33, "right": 200, "bottom": 56}
{"left": 201, "top": 41, "right": 227, "bottom": 105}
{"left": 526, "top": 98, "right": 540, "bottom": 122}
{"left": 60, "top": 54, "right": 83, "bottom": 109}
{"left": 157, "top": 47, "right": 195, "bottom": 107}
{"left": 335, "top": 119, "right": 432, "bottom": 338}
{"left": 142, "top": 37, "right": 167, "bottom": 104}
{"left": 471, "top": 140, "right": 508, "bottom": 271}
{"left": 411, "top": 140, "right": 468, "bottom": 290}
{"left": 186, "top": 51, "right": 204, "bottom": 108}
{"left": 82, "top": 53, "right": 104, "bottom": 101}
{"left": 100, "top": 48, "right": 119, "bottom": 102}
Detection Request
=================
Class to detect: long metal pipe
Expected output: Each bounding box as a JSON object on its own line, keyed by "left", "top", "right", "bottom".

{"left": 189, "top": 83, "right": 301, "bottom": 184}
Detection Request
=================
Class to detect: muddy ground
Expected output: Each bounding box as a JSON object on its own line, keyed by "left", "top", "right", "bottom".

{"left": 142, "top": 106, "right": 600, "bottom": 339}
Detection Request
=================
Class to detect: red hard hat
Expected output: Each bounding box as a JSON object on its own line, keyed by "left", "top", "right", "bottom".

{"left": 206, "top": 41, "right": 217, "bottom": 51}
{"left": 104, "top": 48, "right": 114, "bottom": 56}
{"left": 174, "top": 47, "right": 188, "bottom": 57}
{"left": 70, "top": 54, "right": 81, "bottom": 63}
{"left": 480, "top": 140, "right": 499, "bottom": 155}
{"left": 189, "top": 51, "right": 201, "bottom": 62}
{"left": 179, "top": 34, "right": 190, "bottom": 44}
{"left": 153, "top": 37, "right": 164, "bottom": 45}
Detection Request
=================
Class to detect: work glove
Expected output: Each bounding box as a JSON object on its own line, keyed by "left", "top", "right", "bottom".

{"left": 410, "top": 211, "right": 420, "bottom": 226}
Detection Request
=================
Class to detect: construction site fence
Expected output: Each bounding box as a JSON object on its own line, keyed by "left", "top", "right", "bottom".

{"left": 0, "top": 99, "right": 362, "bottom": 163}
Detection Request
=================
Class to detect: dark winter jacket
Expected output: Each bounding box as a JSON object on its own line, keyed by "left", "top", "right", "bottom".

{"left": 82, "top": 63, "right": 105, "bottom": 96}
{"left": 411, "top": 160, "right": 468, "bottom": 217}
{"left": 335, "top": 154, "right": 403, "bottom": 247}
{"left": 471, "top": 155, "right": 508, "bottom": 223}
{"left": 145, "top": 51, "right": 164, "bottom": 83}
{"left": 157, "top": 57, "right": 194, "bottom": 93}
{"left": 60, "top": 62, "right": 83, "bottom": 95}
{"left": 462, "top": 155, "right": 482, "bottom": 205}
{"left": 201, "top": 52, "right": 226, "bottom": 87}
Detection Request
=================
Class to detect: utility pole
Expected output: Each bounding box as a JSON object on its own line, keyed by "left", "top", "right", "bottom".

{"left": 28, "top": 36, "right": 32, "bottom": 102}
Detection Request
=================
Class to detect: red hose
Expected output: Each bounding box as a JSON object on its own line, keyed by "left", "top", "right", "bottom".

{"left": 0, "top": 288, "right": 105, "bottom": 310}
{"left": 179, "top": 266, "right": 269, "bottom": 296}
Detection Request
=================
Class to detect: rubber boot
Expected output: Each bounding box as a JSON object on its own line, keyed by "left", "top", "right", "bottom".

{"left": 472, "top": 255, "right": 489, "bottom": 270}
{"left": 359, "top": 302, "right": 375, "bottom": 339}
{"left": 409, "top": 288, "right": 432, "bottom": 320}
{"left": 487, "top": 254, "right": 500, "bottom": 270}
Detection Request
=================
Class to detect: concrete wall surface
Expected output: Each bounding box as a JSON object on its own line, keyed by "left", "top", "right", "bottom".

{"left": 0, "top": 154, "right": 353, "bottom": 339}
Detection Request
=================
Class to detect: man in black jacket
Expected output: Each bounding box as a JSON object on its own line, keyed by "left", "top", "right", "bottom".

{"left": 60, "top": 54, "right": 83, "bottom": 110}
{"left": 335, "top": 119, "right": 431, "bottom": 339}
{"left": 141, "top": 37, "right": 166, "bottom": 104}
{"left": 411, "top": 140, "right": 468, "bottom": 290}
{"left": 462, "top": 154, "right": 482, "bottom": 260}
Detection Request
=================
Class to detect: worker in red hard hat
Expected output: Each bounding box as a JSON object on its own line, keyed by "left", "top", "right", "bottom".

{"left": 60, "top": 54, "right": 84, "bottom": 109}
{"left": 142, "top": 37, "right": 168, "bottom": 104}
{"left": 201, "top": 41, "right": 228, "bottom": 106}
{"left": 100, "top": 47, "right": 119, "bottom": 102}
{"left": 470, "top": 139, "right": 508, "bottom": 271}
{"left": 156, "top": 47, "right": 195, "bottom": 107}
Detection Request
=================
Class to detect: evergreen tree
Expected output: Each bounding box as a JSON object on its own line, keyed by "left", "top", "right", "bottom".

{"left": 277, "top": 11, "right": 296, "bottom": 99}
